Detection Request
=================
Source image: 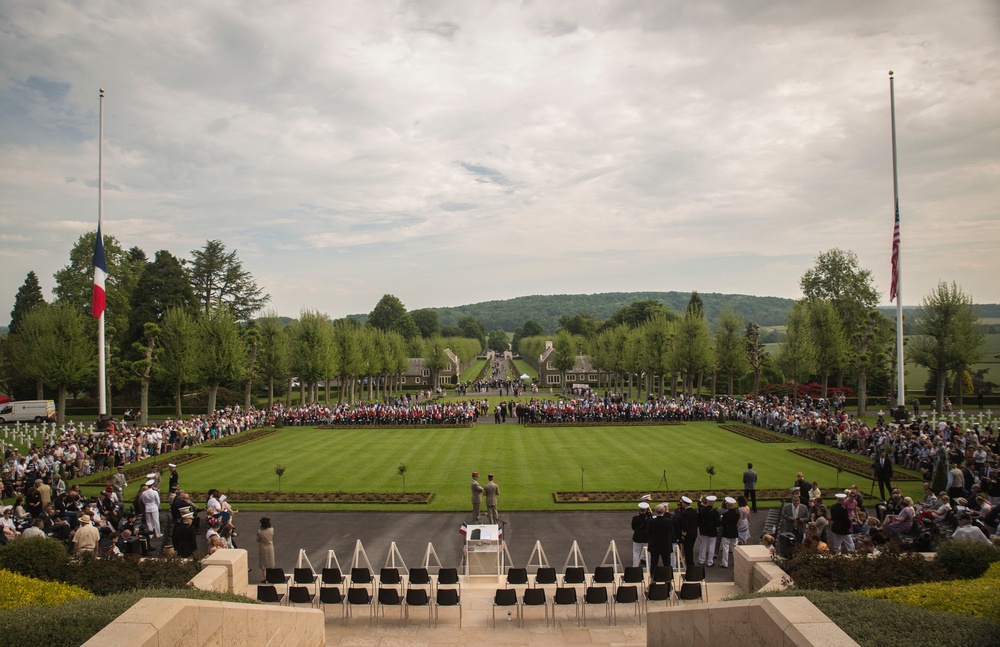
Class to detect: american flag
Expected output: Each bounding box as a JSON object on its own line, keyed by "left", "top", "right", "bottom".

{"left": 889, "top": 200, "right": 900, "bottom": 302}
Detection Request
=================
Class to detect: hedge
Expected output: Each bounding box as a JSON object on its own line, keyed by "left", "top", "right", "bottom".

{"left": 858, "top": 561, "right": 1000, "bottom": 623}
{"left": 0, "top": 588, "right": 258, "bottom": 647}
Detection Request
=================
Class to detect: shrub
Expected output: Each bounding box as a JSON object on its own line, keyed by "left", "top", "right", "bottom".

{"left": 0, "top": 569, "right": 93, "bottom": 611}
{"left": 857, "top": 562, "right": 1000, "bottom": 623}
{"left": 65, "top": 555, "right": 198, "bottom": 596}
{"left": 781, "top": 545, "right": 946, "bottom": 591}
{"left": 0, "top": 587, "right": 258, "bottom": 647}
{"left": 726, "top": 589, "right": 1000, "bottom": 647}
{"left": 933, "top": 539, "right": 1000, "bottom": 580}
{"left": 0, "top": 538, "right": 70, "bottom": 582}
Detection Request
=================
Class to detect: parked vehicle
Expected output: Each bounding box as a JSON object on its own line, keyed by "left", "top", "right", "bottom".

{"left": 0, "top": 400, "right": 57, "bottom": 424}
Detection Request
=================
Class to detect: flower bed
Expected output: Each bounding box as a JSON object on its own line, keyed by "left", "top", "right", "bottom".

{"left": 790, "top": 448, "right": 920, "bottom": 481}
{"left": 719, "top": 423, "right": 794, "bottom": 443}
{"left": 554, "top": 488, "right": 792, "bottom": 503}
{"left": 184, "top": 490, "right": 434, "bottom": 504}
{"left": 207, "top": 428, "right": 280, "bottom": 447}
{"left": 80, "top": 452, "right": 209, "bottom": 487}
{"left": 857, "top": 561, "right": 1000, "bottom": 623}
{"left": 0, "top": 568, "right": 94, "bottom": 610}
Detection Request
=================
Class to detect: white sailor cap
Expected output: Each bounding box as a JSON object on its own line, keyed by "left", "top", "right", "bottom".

{"left": 638, "top": 502, "right": 650, "bottom": 510}
{"left": 706, "top": 495, "right": 717, "bottom": 503}
{"left": 724, "top": 497, "right": 736, "bottom": 505}
{"left": 681, "top": 496, "right": 692, "bottom": 504}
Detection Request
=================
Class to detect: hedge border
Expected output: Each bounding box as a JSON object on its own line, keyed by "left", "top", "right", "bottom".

{"left": 314, "top": 424, "right": 473, "bottom": 430}
{"left": 79, "top": 452, "right": 210, "bottom": 487}
{"left": 790, "top": 448, "right": 921, "bottom": 481}
{"left": 719, "top": 423, "right": 795, "bottom": 443}
{"left": 205, "top": 428, "right": 280, "bottom": 447}
{"left": 553, "top": 488, "right": 793, "bottom": 503}
{"left": 524, "top": 421, "right": 684, "bottom": 428}
{"left": 183, "top": 490, "right": 435, "bottom": 504}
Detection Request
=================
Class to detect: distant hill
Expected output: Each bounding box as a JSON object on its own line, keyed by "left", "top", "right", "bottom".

{"left": 433, "top": 291, "right": 797, "bottom": 333}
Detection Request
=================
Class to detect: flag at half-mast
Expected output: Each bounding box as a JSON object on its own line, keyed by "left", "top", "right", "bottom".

{"left": 889, "top": 198, "right": 900, "bottom": 302}
{"left": 92, "top": 224, "right": 107, "bottom": 318}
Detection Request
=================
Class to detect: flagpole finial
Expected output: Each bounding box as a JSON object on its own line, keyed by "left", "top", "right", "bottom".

{"left": 99, "top": 88, "right": 105, "bottom": 96}
{"left": 888, "top": 70, "right": 893, "bottom": 78}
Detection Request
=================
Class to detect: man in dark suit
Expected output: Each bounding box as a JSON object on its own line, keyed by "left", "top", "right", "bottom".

{"left": 646, "top": 504, "right": 675, "bottom": 574}
{"left": 874, "top": 450, "right": 893, "bottom": 501}
{"left": 743, "top": 463, "right": 758, "bottom": 512}
{"left": 781, "top": 494, "right": 809, "bottom": 542}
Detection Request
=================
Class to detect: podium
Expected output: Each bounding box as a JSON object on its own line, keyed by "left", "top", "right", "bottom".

{"left": 464, "top": 524, "right": 502, "bottom": 577}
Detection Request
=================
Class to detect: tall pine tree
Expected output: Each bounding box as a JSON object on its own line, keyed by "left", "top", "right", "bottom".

{"left": 9, "top": 271, "right": 46, "bottom": 335}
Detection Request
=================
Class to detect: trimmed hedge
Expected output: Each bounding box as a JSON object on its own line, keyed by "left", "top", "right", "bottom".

{"left": 933, "top": 539, "right": 1000, "bottom": 580}
{"left": 0, "top": 538, "right": 198, "bottom": 595}
{"left": 0, "top": 587, "right": 258, "bottom": 647}
{"left": 858, "top": 562, "right": 1000, "bottom": 623}
{"left": 780, "top": 545, "right": 946, "bottom": 591}
{"left": 727, "top": 589, "right": 1000, "bottom": 647}
{"left": 0, "top": 569, "right": 93, "bottom": 610}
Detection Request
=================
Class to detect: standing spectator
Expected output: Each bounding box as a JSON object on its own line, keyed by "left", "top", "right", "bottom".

{"left": 631, "top": 501, "right": 651, "bottom": 567}
{"left": 470, "top": 472, "right": 483, "bottom": 523}
{"left": 743, "top": 463, "right": 758, "bottom": 512}
{"left": 676, "top": 496, "right": 699, "bottom": 569}
{"left": 139, "top": 478, "right": 161, "bottom": 538}
{"left": 719, "top": 497, "right": 739, "bottom": 568}
{"left": 697, "top": 495, "right": 720, "bottom": 567}
{"left": 167, "top": 463, "right": 179, "bottom": 491}
{"left": 830, "top": 493, "right": 855, "bottom": 553}
{"left": 736, "top": 495, "right": 751, "bottom": 545}
{"left": 257, "top": 517, "right": 275, "bottom": 581}
{"left": 72, "top": 513, "right": 100, "bottom": 555}
{"left": 172, "top": 512, "right": 198, "bottom": 557}
{"left": 111, "top": 467, "right": 127, "bottom": 503}
{"left": 781, "top": 494, "right": 809, "bottom": 542}
{"left": 646, "top": 503, "right": 674, "bottom": 574}
{"left": 483, "top": 473, "right": 500, "bottom": 524}
{"left": 874, "top": 450, "right": 893, "bottom": 501}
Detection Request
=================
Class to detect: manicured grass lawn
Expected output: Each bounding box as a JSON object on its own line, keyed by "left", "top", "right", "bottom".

{"left": 512, "top": 359, "right": 537, "bottom": 380}
{"left": 86, "top": 422, "right": 923, "bottom": 511}
{"left": 460, "top": 359, "right": 487, "bottom": 382}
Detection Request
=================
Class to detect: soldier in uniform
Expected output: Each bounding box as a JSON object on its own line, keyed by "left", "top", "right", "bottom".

{"left": 484, "top": 473, "right": 500, "bottom": 524}
{"left": 470, "top": 471, "right": 483, "bottom": 522}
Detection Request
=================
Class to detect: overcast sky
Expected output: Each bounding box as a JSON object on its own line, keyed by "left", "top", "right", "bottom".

{"left": 2, "top": 1, "right": 998, "bottom": 326}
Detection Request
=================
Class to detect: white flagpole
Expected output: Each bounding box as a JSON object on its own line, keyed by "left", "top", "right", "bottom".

{"left": 889, "top": 72, "right": 905, "bottom": 411}
{"left": 98, "top": 88, "right": 107, "bottom": 417}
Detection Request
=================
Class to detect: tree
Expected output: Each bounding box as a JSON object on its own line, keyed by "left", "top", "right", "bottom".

{"left": 456, "top": 316, "right": 487, "bottom": 350}
{"left": 9, "top": 271, "right": 46, "bottom": 335}
{"left": 714, "top": 308, "right": 748, "bottom": 396}
{"left": 674, "top": 309, "right": 713, "bottom": 396}
{"left": 487, "top": 329, "right": 510, "bottom": 353}
{"left": 853, "top": 311, "right": 893, "bottom": 416}
{"left": 16, "top": 303, "right": 94, "bottom": 423}
{"left": 776, "top": 301, "right": 817, "bottom": 402}
{"left": 553, "top": 331, "right": 578, "bottom": 388}
{"left": 557, "top": 313, "right": 599, "bottom": 338}
{"left": 156, "top": 308, "right": 199, "bottom": 417}
{"left": 598, "top": 300, "right": 675, "bottom": 333}
{"left": 197, "top": 308, "right": 247, "bottom": 414}
{"left": 289, "top": 310, "right": 335, "bottom": 404}
{"left": 129, "top": 322, "right": 161, "bottom": 425}
{"left": 425, "top": 336, "right": 451, "bottom": 389}
{"left": 908, "top": 282, "right": 985, "bottom": 415}
{"left": 687, "top": 292, "right": 704, "bottom": 317}
{"left": 367, "top": 294, "right": 419, "bottom": 341}
{"left": 806, "top": 299, "right": 847, "bottom": 399}
{"left": 53, "top": 231, "right": 144, "bottom": 330}
{"left": 241, "top": 323, "right": 260, "bottom": 409}
{"left": 410, "top": 308, "right": 439, "bottom": 338}
{"left": 641, "top": 314, "right": 674, "bottom": 395}
{"left": 255, "top": 313, "right": 289, "bottom": 408}
{"left": 332, "top": 319, "right": 365, "bottom": 404}
{"left": 746, "top": 323, "right": 767, "bottom": 398}
{"left": 189, "top": 240, "right": 269, "bottom": 322}
{"left": 126, "top": 250, "right": 196, "bottom": 348}
{"left": 512, "top": 319, "right": 543, "bottom": 353}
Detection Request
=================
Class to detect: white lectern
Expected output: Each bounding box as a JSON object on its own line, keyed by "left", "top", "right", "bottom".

{"left": 464, "top": 524, "right": 502, "bottom": 577}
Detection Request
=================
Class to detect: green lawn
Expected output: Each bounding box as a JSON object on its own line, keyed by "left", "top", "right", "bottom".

{"left": 460, "top": 359, "right": 488, "bottom": 382}
{"left": 82, "top": 422, "right": 923, "bottom": 511}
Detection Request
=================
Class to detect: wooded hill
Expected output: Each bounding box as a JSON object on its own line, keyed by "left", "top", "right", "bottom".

{"left": 432, "top": 291, "right": 797, "bottom": 333}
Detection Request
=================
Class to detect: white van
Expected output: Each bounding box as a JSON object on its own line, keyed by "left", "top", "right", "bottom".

{"left": 0, "top": 400, "right": 57, "bottom": 423}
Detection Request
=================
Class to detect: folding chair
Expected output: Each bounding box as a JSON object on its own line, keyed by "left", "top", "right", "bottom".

{"left": 613, "top": 585, "right": 641, "bottom": 625}
{"left": 678, "top": 563, "right": 706, "bottom": 602}
{"left": 592, "top": 566, "right": 616, "bottom": 590}
{"left": 437, "top": 567, "right": 461, "bottom": 597}
{"left": 405, "top": 588, "right": 431, "bottom": 627}
{"left": 493, "top": 588, "right": 520, "bottom": 627}
{"left": 534, "top": 566, "right": 557, "bottom": 587}
{"left": 583, "top": 585, "right": 611, "bottom": 626}
{"left": 521, "top": 587, "right": 548, "bottom": 627}
{"left": 645, "top": 581, "right": 672, "bottom": 607}
{"left": 287, "top": 585, "right": 315, "bottom": 608}
{"left": 380, "top": 567, "right": 403, "bottom": 595}
{"left": 375, "top": 588, "right": 403, "bottom": 624}
{"left": 264, "top": 567, "right": 291, "bottom": 585}
{"left": 318, "top": 585, "right": 344, "bottom": 620}
{"left": 506, "top": 567, "right": 529, "bottom": 588}
{"left": 351, "top": 567, "right": 374, "bottom": 595}
{"left": 346, "top": 587, "right": 373, "bottom": 623}
{"left": 552, "top": 587, "right": 580, "bottom": 626}
{"left": 293, "top": 567, "right": 318, "bottom": 594}
{"left": 435, "top": 587, "right": 462, "bottom": 627}
{"left": 407, "top": 567, "right": 431, "bottom": 593}
{"left": 562, "top": 566, "right": 586, "bottom": 588}
{"left": 321, "top": 567, "right": 345, "bottom": 591}
{"left": 256, "top": 584, "right": 284, "bottom": 605}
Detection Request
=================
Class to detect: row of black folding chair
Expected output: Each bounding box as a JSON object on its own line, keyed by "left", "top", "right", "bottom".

{"left": 493, "top": 584, "right": 642, "bottom": 627}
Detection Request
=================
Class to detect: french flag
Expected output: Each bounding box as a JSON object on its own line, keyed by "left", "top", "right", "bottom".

{"left": 92, "top": 224, "right": 107, "bottom": 318}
